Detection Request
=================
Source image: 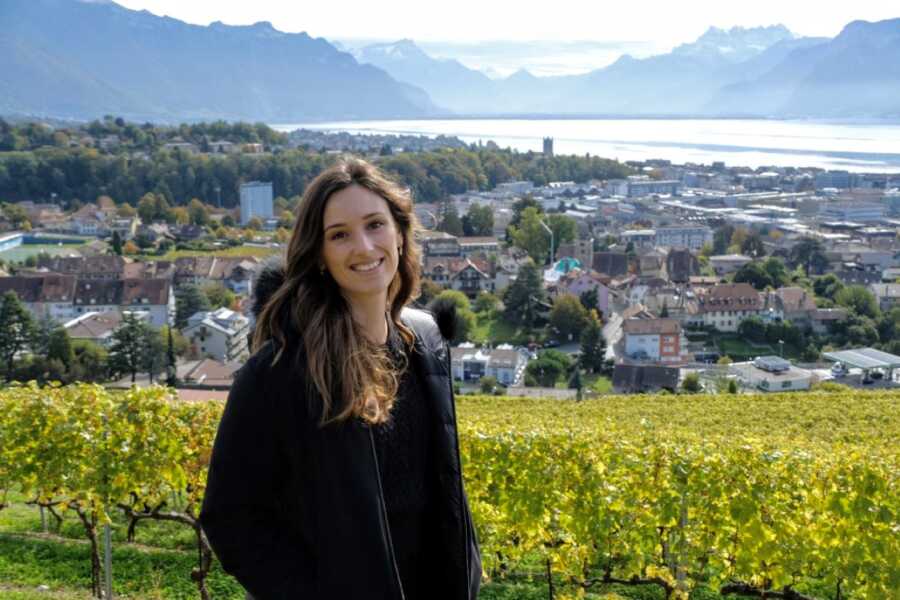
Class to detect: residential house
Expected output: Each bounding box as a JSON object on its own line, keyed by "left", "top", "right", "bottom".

{"left": 420, "top": 231, "right": 461, "bottom": 257}
{"left": 183, "top": 307, "right": 250, "bottom": 362}
{"left": 37, "top": 255, "right": 126, "bottom": 280}
{"left": 450, "top": 344, "right": 528, "bottom": 386}
{"left": 178, "top": 358, "right": 242, "bottom": 388}
{"left": 64, "top": 310, "right": 150, "bottom": 347}
{"left": 555, "top": 269, "right": 611, "bottom": 317}
{"left": 696, "top": 283, "right": 762, "bottom": 332}
{"left": 0, "top": 275, "right": 77, "bottom": 321}
{"left": 637, "top": 248, "right": 667, "bottom": 278}
{"left": 622, "top": 318, "right": 689, "bottom": 363}
{"left": 869, "top": 283, "right": 900, "bottom": 312}
{"left": 458, "top": 237, "right": 500, "bottom": 257}
{"left": 654, "top": 225, "right": 712, "bottom": 250}
{"left": 73, "top": 279, "right": 174, "bottom": 327}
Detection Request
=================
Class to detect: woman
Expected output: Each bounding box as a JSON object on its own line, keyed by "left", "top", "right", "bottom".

{"left": 199, "top": 158, "right": 482, "bottom": 600}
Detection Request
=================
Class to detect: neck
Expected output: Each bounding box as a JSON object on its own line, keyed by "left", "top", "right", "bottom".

{"left": 348, "top": 295, "right": 389, "bottom": 344}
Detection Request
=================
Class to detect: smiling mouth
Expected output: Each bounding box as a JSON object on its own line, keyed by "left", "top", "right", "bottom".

{"left": 351, "top": 257, "right": 384, "bottom": 272}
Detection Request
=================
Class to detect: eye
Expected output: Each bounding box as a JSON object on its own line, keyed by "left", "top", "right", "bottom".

{"left": 329, "top": 231, "right": 346, "bottom": 241}
{"left": 368, "top": 220, "right": 385, "bottom": 230}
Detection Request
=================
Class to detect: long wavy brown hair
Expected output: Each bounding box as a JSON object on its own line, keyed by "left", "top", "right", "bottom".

{"left": 252, "top": 158, "right": 422, "bottom": 427}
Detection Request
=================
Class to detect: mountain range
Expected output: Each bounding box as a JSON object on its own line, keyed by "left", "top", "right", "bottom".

{"left": 1, "top": 0, "right": 899, "bottom": 121}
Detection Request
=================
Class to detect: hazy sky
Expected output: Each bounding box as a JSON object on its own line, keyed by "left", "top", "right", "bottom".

{"left": 112, "top": 1, "right": 899, "bottom": 75}
{"left": 113, "top": 1, "right": 897, "bottom": 44}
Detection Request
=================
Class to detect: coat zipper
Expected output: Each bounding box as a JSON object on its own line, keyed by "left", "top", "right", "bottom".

{"left": 368, "top": 425, "right": 407, "bottom": 600}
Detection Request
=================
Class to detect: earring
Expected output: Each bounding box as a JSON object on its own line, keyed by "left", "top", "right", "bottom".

{"left": 319, "top": 265, "right": 325, "bottom": 275}
{"left": 398, "top": 246, "right": 403, "bottom": 256}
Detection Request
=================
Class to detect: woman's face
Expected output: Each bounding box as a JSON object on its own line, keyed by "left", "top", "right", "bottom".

{"left": 321, "top": 184, "right": 404, "bottom": 308}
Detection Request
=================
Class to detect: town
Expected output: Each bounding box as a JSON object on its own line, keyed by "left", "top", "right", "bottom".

{"left": 1, "top": 122, "right": 900, "bottom": 401}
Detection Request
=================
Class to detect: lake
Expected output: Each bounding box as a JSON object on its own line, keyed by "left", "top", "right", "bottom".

{"left": 273, "top": 118, "right": 900, "bottom": 174}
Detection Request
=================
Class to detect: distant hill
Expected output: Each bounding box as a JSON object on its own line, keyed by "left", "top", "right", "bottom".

{"left": 0, "top": 0, "right": 440, "bottom": 122}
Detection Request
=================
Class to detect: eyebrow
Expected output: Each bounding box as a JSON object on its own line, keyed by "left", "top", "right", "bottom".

{"left": 324, "top": 212, "right": 387, "bottom": 232}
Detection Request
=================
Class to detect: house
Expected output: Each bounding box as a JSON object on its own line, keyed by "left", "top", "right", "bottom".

{"left": 810, "top": 308, "right": 849, "bottom": 334}
{"left": 183, "top": 307, "right": 250, "bottom": 362}
{"left": 420, "top": 231, "right": 461, "bottom": 257}
{"left": 178, "top": 357, "right": 242, "bottom": 388}
{"left": 869, "top": 283, "right": 900, "bottom": 312}
{"left": 637, "top": 248, "right": 667, "bottom": 278}
{"left": 622, "top": 318, "right": 689, "bottom": 363}
{"left": 612, "top": 364, "right": 679, "bottom": 393}
{"left": 0, "top": 275, "right": 77, "bottom": 321}
{"left": 450, "top": 343, "right": 528, "bottom": 386}
{"left": 423, "top": 256, "right": 497, "bottom": 296}
{"left": 763, "top": 287, "right": 819, "bottom": 325}
{"left": 555, "top": 269, "right": 611, "bottom": 317}
{"left": 458, "top": 237, "right": 500, "bottom": 257}
{"left": 37, "top": 255, "right": 126, "bottom": 280}
{"left": 654, "top": 225, "right": 712, "bottom": 251}
{"left": 73, "top": 279, "right": 175, "bottom": 327}
{"left": 64, "top": 310, "right": 150, "bottom": 347}
{"left": 709, "top": 254, "right": 753, "bottom": 275}
{"left": 696, "top": 283, "right": 762, "bottom": 332}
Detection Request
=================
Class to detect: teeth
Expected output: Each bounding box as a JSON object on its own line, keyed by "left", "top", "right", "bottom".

{"left": 352, "top": 258, "right": 382, "bottom": 272}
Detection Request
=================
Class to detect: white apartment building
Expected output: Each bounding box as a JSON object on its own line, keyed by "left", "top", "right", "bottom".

{"left": 654, "top": 226, "right": 713, "bottom": 250}
{"left": 183, "top": 307, "right": 250, "bottom": 362}
{"left": 240, "top": 181, "right": 274, "bottom": 225}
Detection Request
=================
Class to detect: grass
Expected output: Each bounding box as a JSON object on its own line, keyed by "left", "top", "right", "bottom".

{"left": 0, "top": 243, "right": 87, "bottom": 263}
{"left": 470, "top": 311, "right": 545, "bottom": 346}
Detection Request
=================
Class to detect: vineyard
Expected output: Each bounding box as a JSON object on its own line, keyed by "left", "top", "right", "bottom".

{"left": 0, "top": 383, "right": 898, "bottom": 599}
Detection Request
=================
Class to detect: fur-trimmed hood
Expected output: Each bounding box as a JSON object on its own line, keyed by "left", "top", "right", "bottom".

{"left": 251, "top": 258, "right": 456, "bottom": 342}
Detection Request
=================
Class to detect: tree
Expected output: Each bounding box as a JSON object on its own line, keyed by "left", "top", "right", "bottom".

{"left": 417, "top": 279, "right": 444, "bottom": 307}
{"left": 439, "top": 204, "right": 464, "bottom": 237}
{"left": 835, "top": 285, "right": 880, "bottom": 320}
{"left": 762, "top": 257, "right": 789, "bottom": 288}
{"left": 549, "top": 294, "right": 589, "bottom": 342}
{"left": 737, "top": 316, "right": 767, "bottom": 343}
{"left": 713, "top": 225, "right": 735, "bottom": 255}
{"left": 111, "top": 230, "right": 123, "bottom": 256}
{"left": 0, "top": 291, "right": 35, "bottom": 380}
{"left": 546, "top": 214, "right": 578, "bottom": 254}
{"left": 510, "top": 206, "right": 551, "bottom": 264}
{"left": 246, "top": 216, "right": 263, "bottom": 231}
{"left": 509, "top": 195, "right": 542, "bottom": 229}
{"left": 117, "top": 202, "right": 136, "bottom": 218}
{"left": 579, "top": 288, "right": 598, "bottom": 312}
{"left": 479, "top": 375, "right": 498, "bottom": 394}
{"left": 525, "top": 350, "right": 572, "bottom": 387}
{"left": 108, "top": 313, "right": 152, "bottom": 383}
{"left": 733, "top": 262, "right": 772, "bottom": 290}
{"left": 681, "top": 372, "right": 702, "bottom": 393}
{"left": 741, "top": 232, "right": 766, "bottom": 258}
{"left": 141, "top": 327, "right": 167, "bottom": 384}
{"left": 70, "top": 340, "right": 108, "bottom": 383}
{"left": 137, "top": 193, "right": 157, "bottom": 223}
{"left": 203, "top": 283, "right": 236, "bottom": 310}
{"left": 462, "top": 204, "right": 494, "bottom": 237}
{"left": 427, "top": 290, "right": 476, "bottom": 344}
{"left": 176, "top": 284, "right": 211, "bottom": 329}
{"left": 123, "top": 240, "right": 139, "bottom": 254}
{"left": 789, "top": 237, "right": 828, "bottom": 276}
{"left": 813, "top": 273, "right": 845, "bottom": 300}
{"left": 47, "top": 327, "right": 74, "bottom": 370}
{"left": 473, "top": 291, "right": 500, "bottom": 314}
{"left": 579, "top": 310, "right": 608, "bottom": 374}
{"left": 502, "top": 260, "right": 545, "bottom": 325}
{"left": 166, "top": 326, "right": 178, "bottom": 387}
{"left": 188, "top": 198, "right": 210, "bottom": 226}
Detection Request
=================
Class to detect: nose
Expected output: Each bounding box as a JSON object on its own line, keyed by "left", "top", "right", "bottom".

{"left": 353, "top": 229, "right": 377, "bottom": 254}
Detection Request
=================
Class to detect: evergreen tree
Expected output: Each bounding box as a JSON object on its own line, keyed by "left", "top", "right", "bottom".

{"left": 502, "top": 260, "right": 545, "bottom": 326}
{"left": 108, "top": 313, "right": 151, "bottom": 383}
{"left": 166, "top": 325, "right": 177, "bottom": 387}
{"left": 141, "top": 328, "right": 166, "bottom": 384}
{"left": 175, "top": 283, "right": 212, "bottom": 329}
{"left": 579, "top": 310, "right": 608, "bottom": 375}
{"left": 111, "top": 230, "right": 123, "bottom": 256}
{"left": 0, "top": 291, "right": 36, "bottom": 381}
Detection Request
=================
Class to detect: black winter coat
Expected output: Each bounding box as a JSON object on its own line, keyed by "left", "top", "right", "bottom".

{"left": 199, "top": 306, "right": 482, "bottom": 599}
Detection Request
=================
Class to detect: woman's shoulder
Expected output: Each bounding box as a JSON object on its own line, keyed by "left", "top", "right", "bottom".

{"left": 235, "top": 339, "right": 309, "bottom": 394}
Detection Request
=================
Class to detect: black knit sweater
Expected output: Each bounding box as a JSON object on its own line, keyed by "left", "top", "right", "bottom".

{"left": 371, "top": 320, "right": 436, "bottom": 599}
